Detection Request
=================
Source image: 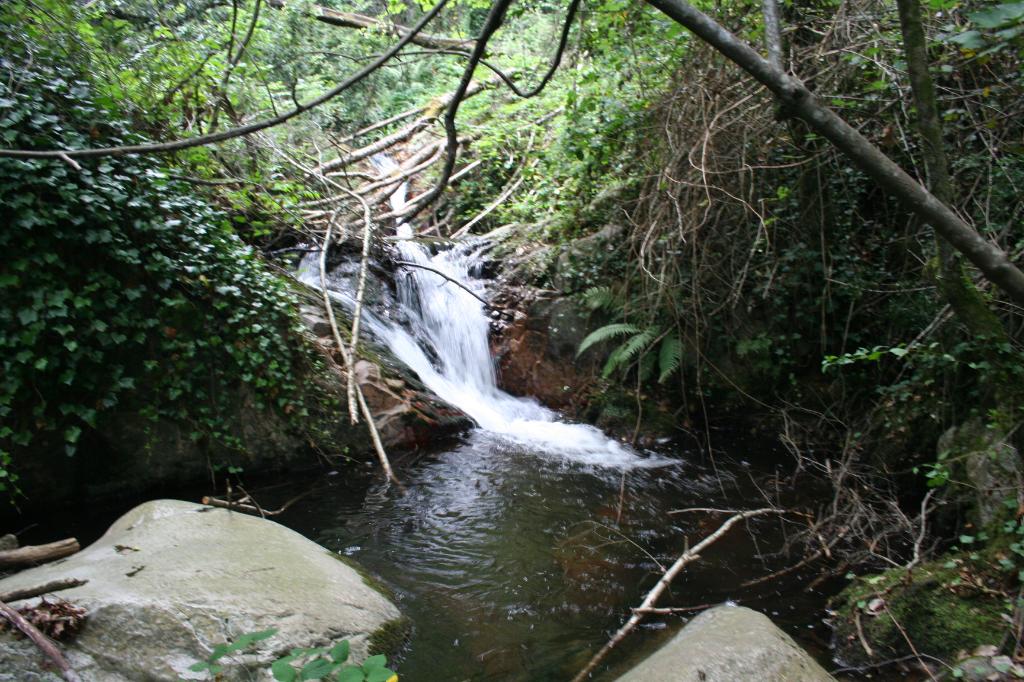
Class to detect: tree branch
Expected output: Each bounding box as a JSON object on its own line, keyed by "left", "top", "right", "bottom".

{"left": 645, "top": 0, "right": 1024, "bottom": 305}
{"left": 571, "top": 508, "right": 786, "bottom": 682}
{"left": 0, "top": 600, "right": 82, "bottom": 682}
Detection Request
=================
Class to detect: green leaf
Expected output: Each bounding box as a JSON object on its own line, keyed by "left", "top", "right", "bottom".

{"left": 960, "top": 534, "right": 975, "bottom": 544}
{"left": 299, "top": 657, "right": 336, "bottom": 679}
{"left": 272, "top": 659, "right": 298, "bottom": 682}
{"left": 336, "top": 666, "right": 365, "bottom": 682}
{"left": 362, "top": 655, "right": 387, "bottom": 672}
{"left": 329, "top": 641, "right": 350, "bottom": 663}
{"left": 365, "top": 668, "right": 396, "bottom": 682}
{"left": 577, "top": 323, "right": 640, "bottom": 357}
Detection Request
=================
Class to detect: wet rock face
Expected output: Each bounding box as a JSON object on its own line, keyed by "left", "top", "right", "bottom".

{"left": 616, "top": 605, "right": 834, "bottom": 682}
{"left": 492, "top": 292, "right": 598, "bottom": 413}
{"left": 0, "top": 499, "right": 404, "bottom": 681}
{"left": 302, "top": 304, "right": 472, "bottom": 449}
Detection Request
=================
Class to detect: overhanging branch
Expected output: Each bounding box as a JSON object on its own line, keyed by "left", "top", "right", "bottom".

{"left": 0, "top": 0, "right": 452, "bottom": 159}
{"left": 645, "top": 0, "right": 1024, "bottom": 305}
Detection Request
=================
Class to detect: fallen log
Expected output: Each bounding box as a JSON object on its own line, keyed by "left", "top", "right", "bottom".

{"left": 315, "top": 76, "right": 498, "bottom": 174}
{"left": 314, "top": 7, "right": 475, "bottom": 51}
{"left": 0, "top": 539, "right": 80, "bottom": 569}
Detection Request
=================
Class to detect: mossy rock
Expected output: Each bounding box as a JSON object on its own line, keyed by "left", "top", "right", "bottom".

{"left": 831, "top": 554, "right": 1008, "bottom": 667}
{"left": 368, "top": 616, "right": 412, "bottom": 659}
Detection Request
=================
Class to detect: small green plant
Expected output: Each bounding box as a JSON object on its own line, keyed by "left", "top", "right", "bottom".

{"left": 577, "top": 323, "right": 682, "bottom": 383}
{"left": 190, "top": 629, "right": 399, "bottom": 682}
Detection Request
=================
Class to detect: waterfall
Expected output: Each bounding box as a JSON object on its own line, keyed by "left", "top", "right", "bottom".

{"left": 300, "top": 155, "right": 666, "bottom": 469}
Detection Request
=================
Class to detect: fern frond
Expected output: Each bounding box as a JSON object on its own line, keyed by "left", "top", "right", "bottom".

{"left": 577, "top": 323, "right": 640, "bottom": 357}
{"left": 581, "top": 285, "right": 619, "bottom": 312}
{"left": 617, "top": 327, "right": 659, "bottom": 364}
{"left": 658, "top": 335, "right": 683, "bottom": 383}
{"left": 602, "top": 345, "right": 628, "bottom": 378}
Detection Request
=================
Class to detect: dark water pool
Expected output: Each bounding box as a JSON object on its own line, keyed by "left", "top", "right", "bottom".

{"left": 10, "top": 428, "right": 841, "bottom": 681}
{"left": 268, "top": 430, "right": 836, "bottom": 681}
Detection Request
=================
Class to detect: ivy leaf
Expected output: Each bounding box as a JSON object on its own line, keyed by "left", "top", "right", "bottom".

{"left": 329, "top": 640, "right": 350, "bottom": 663}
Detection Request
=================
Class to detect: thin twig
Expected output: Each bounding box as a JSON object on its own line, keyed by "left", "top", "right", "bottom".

{"left": 393, "top": 260, "right": 489, "bottom": 305}
{"left": 571, "top": 507, "right": 785, "bottom": 682}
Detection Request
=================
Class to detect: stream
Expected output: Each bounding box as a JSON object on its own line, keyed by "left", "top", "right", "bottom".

{"left": 282, "top": 156, "right": 837, "bottom": 679}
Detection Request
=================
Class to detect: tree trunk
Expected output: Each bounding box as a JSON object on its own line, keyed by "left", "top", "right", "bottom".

{"left": 896, "top": 0, "right": 1006, "bottom": 339}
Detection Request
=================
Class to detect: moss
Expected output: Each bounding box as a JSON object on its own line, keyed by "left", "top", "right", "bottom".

{"left": 367, "top": 616, "right": 412, "bottom": 658}
{"left": 832, "top": 552, "right": 1008, "bottom": 667}
{"left": 327, "top": 552, "right": 398, "bottom": 603}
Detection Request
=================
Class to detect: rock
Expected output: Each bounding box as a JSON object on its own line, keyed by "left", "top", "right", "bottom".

{"left": 494, "top": 295, "right": 596, "bottom": 411}
{"left": 830, "top": 554, "right": 1005, "bottom": 669}
{"left": 551, "top": 223, "right": 625, "bottom": 293}
{"left": 616, "top": 605, "right": 834, "bottom": 682}
{"left": 938, "top": 418, "right": 1021, "bottom": 528}
{"left": 951, "top": 653, "right": 1024, "bottom": 680}
{"left": 0, "top": 500, "right": 405, "bottom": 681}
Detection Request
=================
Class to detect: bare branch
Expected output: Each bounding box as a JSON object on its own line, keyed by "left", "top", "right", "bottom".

{"left": 0, "top": 601, "right": 82, "bottom": 682}
{"left": 571, "top": 508, "right": 786, "bottom": 682}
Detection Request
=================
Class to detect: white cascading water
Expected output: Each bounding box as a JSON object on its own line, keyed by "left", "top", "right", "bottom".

{"left": 301, "top": 155, "right": 665, "bottom": 468}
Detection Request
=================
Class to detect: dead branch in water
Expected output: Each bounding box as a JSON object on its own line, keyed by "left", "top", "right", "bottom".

{"left": 393, "top": 260, "right": 489, "bottom": 306}
{"left": 571, "top": 507, "right": 786, "bottom": 682}
{"left": 0, "top": 600, "right": 82, "bottom": 682}
{"left": 318, "top": 211, "right": 402, "bottom": 487}
{"left": 201, "top": 488, "right": 315, "bottom": 517}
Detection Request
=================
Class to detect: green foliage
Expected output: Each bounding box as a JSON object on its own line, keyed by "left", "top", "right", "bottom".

{"left": 190, "top": 629, "right": 277, "bottom": 676}
{"left": 580, "top": 286, "right": 620, "bottom": 313}
{"left": 577, "top": 323, "right": 683, "bottom": 383}
{"left": 190, "top": 629, "right": 398, "bottom": 682}
{"left": 576, "top": 323, "right": 641, "bottom": 357}
{"left": 822, "top": 344, "right": 909, "bottom": 370}
{"left": 0, "top": 43, "right": 323, "bottom": 494}
{"left": 941, "top": 1, "right": 1024, "bottom": 55}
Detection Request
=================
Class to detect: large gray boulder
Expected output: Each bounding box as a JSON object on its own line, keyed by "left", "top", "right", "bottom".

{"left": 617, "top": 605, "right": 834, "bottom": 682}
{"left": 0, "top": 500, "right": 405, "bottom": 681}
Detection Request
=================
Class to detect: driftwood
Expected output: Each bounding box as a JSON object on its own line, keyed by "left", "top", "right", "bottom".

{"left": 201, "top": 489, "right": 314, "bottom": 517}
{"left": 0, "top": 539, "right": 79, "bottom": 569}
{"left": 0, "top": 600, "right": 82, "bottom": 682}
{"left": 571, "top": 508, "right": 786, "bottom": 682}
{"left": 313, "top": 7, "right": 476, "bottom": 51}
{"left": 0, "top": 579, "right": 88, "bottom": 604}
